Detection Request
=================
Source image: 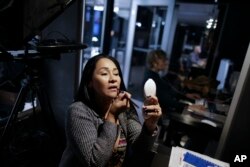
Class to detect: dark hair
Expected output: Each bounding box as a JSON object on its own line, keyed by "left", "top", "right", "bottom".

{"left": 75, "top": 54, "right": 127, "bottom": 108}
{"left": 147, "top": 49, "right": 168, "bottom": 68}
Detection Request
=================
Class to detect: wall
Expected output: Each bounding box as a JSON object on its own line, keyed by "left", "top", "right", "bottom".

{"left": 41, "top": 0, "right": 83, "bottom": 140}
{"left": 214, "top": 3, "right": 250, "bottom": 162}
{"left": 209, "top": 4, "right": 250, "bottom": 78}
{"left": 216, "top": 43, "right": 250, "bottom": 162}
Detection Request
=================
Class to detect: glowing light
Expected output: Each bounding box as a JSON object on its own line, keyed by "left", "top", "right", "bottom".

{"left": 206, "top": 18, "right": 217, "bottom": 29}
{"left": 114, "top": 7, "right": 119, "bottom": 13}
{"left": 136, "top": 22, "right": 142, "bottom": 27}
{"left": 94, "top": 6, "right": 104, "bottom": 11}
{"left": 92, "top": 36, "right": 99, "bottom": 42}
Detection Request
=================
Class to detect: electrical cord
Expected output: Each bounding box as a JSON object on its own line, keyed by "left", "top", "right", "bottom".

{"left": 0, "top": 0, "right": 14, "bottom": 11}
{"left": 43, "top": 31, "right": 70, "bottom": 42}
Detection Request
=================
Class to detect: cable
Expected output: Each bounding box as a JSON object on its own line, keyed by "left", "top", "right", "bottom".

{"left": 44, "top": 31, "right": 70, "bottom": 41}
{"left": 0, "top": 0, "right": 14, "bottom": 12}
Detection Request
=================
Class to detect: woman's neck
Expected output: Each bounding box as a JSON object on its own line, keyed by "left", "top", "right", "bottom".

{"left": 94, "top": 95, "right": 112, "bottom": 117}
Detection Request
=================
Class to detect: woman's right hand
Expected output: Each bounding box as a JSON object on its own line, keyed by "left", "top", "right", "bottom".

{"left": 111, "top": 91, "right": 131, "bottom": 114}
{"left": 105, "top": 91, "right": 131, "bottom": 123}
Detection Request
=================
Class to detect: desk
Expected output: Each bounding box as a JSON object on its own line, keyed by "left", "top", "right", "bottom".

{"left": 164, "top": 108, "right": 226, "bottom": 154}
{"left": 150, "top": 143, "right": 171, "bottom": 167}
{"left": 171, "top": 108, "right": 226, "bottom": 128}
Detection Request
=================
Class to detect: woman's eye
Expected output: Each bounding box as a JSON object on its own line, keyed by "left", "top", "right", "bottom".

{"left": 101, "top": 73, "right": 108, "bottom": 76}
{"left": 114, "top": 73, "right": 119, "bottom": 76}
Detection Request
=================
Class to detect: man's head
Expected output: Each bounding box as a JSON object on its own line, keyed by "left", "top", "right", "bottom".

{"left": 194, "top": 45, "right": 201, "bottom": 54}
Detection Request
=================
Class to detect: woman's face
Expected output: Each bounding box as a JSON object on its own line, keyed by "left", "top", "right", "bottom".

{"left": 154, "top": 58, "right": 168, "bottom": 71}
{"left": 90, "top": 58, "right": 121, "bottom": 100}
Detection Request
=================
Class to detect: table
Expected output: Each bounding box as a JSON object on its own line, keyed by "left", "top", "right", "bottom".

{"left": 163, "top": 108, "right": 226, "bottom": 154}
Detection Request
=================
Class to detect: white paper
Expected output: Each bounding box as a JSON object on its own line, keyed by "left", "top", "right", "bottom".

{"left": 168, "top": 146, "right": 230, "bottom": 167}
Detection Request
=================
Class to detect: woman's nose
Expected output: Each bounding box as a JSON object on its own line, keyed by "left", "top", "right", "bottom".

{"left": 109, "top": 74, "right": 117, "bottom": 82}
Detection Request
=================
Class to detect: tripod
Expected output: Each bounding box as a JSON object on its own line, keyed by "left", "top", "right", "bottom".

{"left": 0, "top": 54, "right": 61, "bottom": 156}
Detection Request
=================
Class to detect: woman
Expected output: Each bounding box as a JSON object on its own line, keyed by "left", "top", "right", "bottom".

{"left": 143, "top": 49, "right": 201, "bottom": 114}
{"left": 59, "top": 54, "right": 162, "bottom": 167}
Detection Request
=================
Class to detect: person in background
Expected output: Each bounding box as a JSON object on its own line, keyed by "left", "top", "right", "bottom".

{"left": 143, "top": 49, "right": 202, "bottom": 115}
{"left": 190, "top": 45, "right": 202, "bottom": 67}
{"left": 143, "top": 49, "right": 208, "bottom": 148}
{"left": 59, "top": 54, "right": 162, "bottom": 167}
{"left": 179, "top": 49, "right": 193, "bottom": 78}
{"left": 189, "top": 45, "right": 207, "bottom": 77}
{"left": 180, "top": 45, "right": 207, "bottom": 79}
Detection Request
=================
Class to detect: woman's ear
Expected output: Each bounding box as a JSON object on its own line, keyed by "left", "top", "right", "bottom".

{"left": 152, "top": 61, "right": 158, "bottom": 69}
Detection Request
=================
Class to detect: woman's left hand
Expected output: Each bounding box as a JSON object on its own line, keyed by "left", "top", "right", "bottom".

{"left": 142, "top": 96, "right": 162, "bottom": 134}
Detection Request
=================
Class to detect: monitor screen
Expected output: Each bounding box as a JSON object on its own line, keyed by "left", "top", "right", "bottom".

{"left": 0, "top": 0, "right": 75, "bottom": 51}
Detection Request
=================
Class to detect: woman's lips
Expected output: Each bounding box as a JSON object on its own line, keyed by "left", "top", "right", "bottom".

{"left": 108, "top": 86, "right": 118, "bottom": 92}
{"left": 110, "top": 88, "right": 118, "bottom": 91}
